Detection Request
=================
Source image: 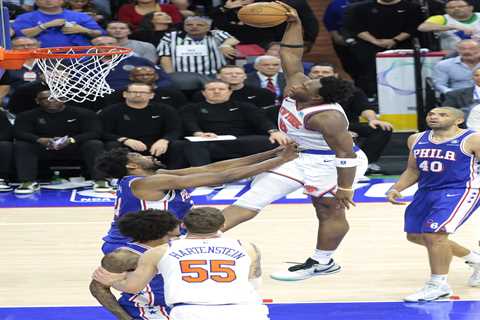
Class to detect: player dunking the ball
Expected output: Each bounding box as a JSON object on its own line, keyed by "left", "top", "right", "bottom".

{"left": 221, "top": 2, "right": 368, "bottom": 281}
{"left": 388, "top": 107, "right": 480, "bottom": 302}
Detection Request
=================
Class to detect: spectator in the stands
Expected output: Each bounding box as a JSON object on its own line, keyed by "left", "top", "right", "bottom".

{"left": 245, "top": 55, "right": 286, "bottom": 100}
{"left": 344, "top": 0, "right": 423, "bottom": 99}
{"left": 309, "top": 63, "right": 393, "bottom": 174}
{"left": 433, "top": 39, "right": 480, "bottom": 94}
{"left": 443, "top": 66, "right": 480, "bottom": 128}
{"left": 180, "top": 80, "right": 288, "bottom": 166}
{"left": 103, "top": 66, "right": 188, "bottom": 108}
{"left": 170, "top": 0, "right": 195, "bottom": 18}
{"left": 242, "top": 42, "right": 313, "bottom": 74}
{"left": 91, "top": 36, "right": 172, "bottom": 90}
{"left": 210, "top": 0, "right": 319, "bottom": 51}
{"left": 192, "top": 65, "right": 278, "bottom": 123}
{"left": 106, "top": 21, "right": 158, "bottom": 63}
{"left": 98, "top": 82, "right": 185, "bottom": 168}
{"left": 418, "top": 0, "right": 480, "bottom": 51}
{"left": 130, "top": 11, "right": 174, "bottom": 46}
{"left": 118, "top": 0, "right": 182, "bottom": 31}
{"left": 0, "top": 37, "right": 42, "bottom": 107}
{"left": 13, "top": 0, "right": 104, "bottom": 47}
{"left": 14, "top": 90, "right": 106, "bottom": 194}
{"left": 157, "top": 16, "right": 239, "bottom": 76}
{"left": 323, "top": 0, "right": 360, "bottom": 81}
{"left": 64, "top": 0, "right": 106, "bottom": 24}
{"left": 0, "top": 110, "right": 13, "bottom": 192}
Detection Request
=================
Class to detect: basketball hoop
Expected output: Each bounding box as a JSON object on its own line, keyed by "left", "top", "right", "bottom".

{"left": 0, "top": 46, "right": 133, "bottom": 103}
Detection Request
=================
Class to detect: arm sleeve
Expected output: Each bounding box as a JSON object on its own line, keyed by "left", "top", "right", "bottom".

{"left": 157, "top": 32, "right": 172, "bottom": 56}
{"left": 74, "top": 11, "right": 105, "bottom": 33}
{"left": 14, "top": 112, "right": 41, "bottom": 142}
{"left": 242, "top": 102, "right": 276, "bottom": 133}
{"left": 12, "top": 12, "right": 35, "bottom": 36}
{"left": 99, "top": 107, "right": 122, "bottom": 141}
{"left": 180, "top": 103, "right": 202, "bottom": 135}
{"left": 432, "top": 61, "right": 452, "bottom": 94}
{"left": 72, "top": 108, "right": 102, "bottom": 142}
{"left": 323, "top": 1, "right": 341, "bottom": 32}
{"left": 426, "top": 15, "right": 447, "bottom": 25}
{"left": 212, "top": 29, "right": 233, "bottom": 43}
{"left": 159, "top": 104, "right": 182, "bottom": 141}
{"left": 0, "top": 111, "right": 12, "bottom": 141}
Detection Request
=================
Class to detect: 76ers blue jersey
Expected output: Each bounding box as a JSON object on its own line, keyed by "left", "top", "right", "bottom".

{"left": 118, "top": 242, "right": 169, "bottom": 320}
{"left": 412, "top": 130, "right": 480, "bottom": 190}
{"left": 103, "top": 176, "right": 193, "bottom": 244}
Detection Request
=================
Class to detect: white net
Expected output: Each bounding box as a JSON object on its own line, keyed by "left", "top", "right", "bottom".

{"left": 34, "top": 47, "right": 132, "bottom": 103}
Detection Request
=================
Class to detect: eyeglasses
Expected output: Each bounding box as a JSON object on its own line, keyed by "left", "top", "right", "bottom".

{"left": 446, "top": 5, "right": 470, "bottom": 9}
{"left": 126, "top": 91, "right": 152, "bottom": 95}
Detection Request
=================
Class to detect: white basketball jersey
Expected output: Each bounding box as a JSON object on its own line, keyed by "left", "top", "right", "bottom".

{"left": 158, "top": 237, "right": 261, "bottom": 306}
{"left": 278, "top": 97, "right": 349, "bottom": 150}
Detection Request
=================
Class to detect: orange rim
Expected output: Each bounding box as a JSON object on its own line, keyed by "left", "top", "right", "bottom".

{"left": 32, "top": 46, "right": 132, "bottom": 59}
{"left": 0, "top": 46, "right": 132, "bottom": 69}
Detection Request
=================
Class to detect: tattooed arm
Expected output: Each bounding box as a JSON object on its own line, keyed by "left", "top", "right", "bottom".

{"left": 89, "top": 250, "right": 140, "bottom": 320}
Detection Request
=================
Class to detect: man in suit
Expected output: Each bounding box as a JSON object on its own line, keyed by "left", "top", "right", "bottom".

{"left": 245, "top": 55, "right": 286, "bottom": 101}
{"left": 443, "top": 67, "right": 480, "bottom": 129}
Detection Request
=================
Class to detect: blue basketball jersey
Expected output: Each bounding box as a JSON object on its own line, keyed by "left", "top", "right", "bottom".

{"left": 118, "top": 242, "right": 169, "bottom": 320}
{"left": 412, "top": 130, "right": 480, "bottom": 190}
{"left": 103, "top": 176, "right": 193, "bottom": 244}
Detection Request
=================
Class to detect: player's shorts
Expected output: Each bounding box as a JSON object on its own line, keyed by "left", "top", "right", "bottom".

{"left": 121, "top": 304, "right": 169, "bottom": 320}
{"left": 233, "top": 148, "right": 368, "bottom": 211}
{"left": 405, "top": 188, "right": 480, "bottom": 234}
{"left": 169, "top": 304, "right": 269, "bottom": 320}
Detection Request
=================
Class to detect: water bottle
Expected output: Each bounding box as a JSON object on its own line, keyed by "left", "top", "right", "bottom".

{"left": 51, "top": 171, "right": 63, "bottom": 185}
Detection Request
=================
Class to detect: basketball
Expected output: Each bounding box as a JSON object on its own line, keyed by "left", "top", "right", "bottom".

{"left": 237, "top": 2, "right": 288, "bottom": 28}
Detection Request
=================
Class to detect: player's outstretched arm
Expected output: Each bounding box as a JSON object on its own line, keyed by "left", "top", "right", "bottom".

{"left": 277, "top": 2, "right": 309, "bottom": 85}
{"left": 132, "top": 145, "right": 298, "bottom": 200}
{"left": 93, "top": 246, "right": 166, "bottom": 294}
{"left": 156, "top": 145, "right": 285, "bottom": 176}
{"left": 89, "top": 250, "right": 139, "bottom": 320}
{"left": 387, "top": 134, "right": 420, "bottom": 204}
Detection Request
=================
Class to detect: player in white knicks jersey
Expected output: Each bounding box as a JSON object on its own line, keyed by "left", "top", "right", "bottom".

{"left": 94, "top": 207, "right": 268, "bottom": 320}
{"left": 221, "top": 3, "right": 368, "bottom": 281}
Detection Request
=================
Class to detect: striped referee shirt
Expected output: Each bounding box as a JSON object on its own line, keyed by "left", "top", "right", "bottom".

{"left": 157, "top": 30, "right": 232, "bottom": 76}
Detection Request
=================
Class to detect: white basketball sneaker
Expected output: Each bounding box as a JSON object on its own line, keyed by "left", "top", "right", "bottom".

{"left": 466, "top": 261, "right": 480, "bottom": 287}
{"left": 404, "top": 281, "right": 452, "bottom": 302}
{"left": 270, "top": 258, "right": 341, "bottom": 281}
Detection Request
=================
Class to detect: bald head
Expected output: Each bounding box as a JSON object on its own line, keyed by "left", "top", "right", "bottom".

{"left": 432, "top": 107, "right": 465, "bottom": 119}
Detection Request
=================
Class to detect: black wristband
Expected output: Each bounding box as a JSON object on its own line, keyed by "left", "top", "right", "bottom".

{"left": 280, "top": 43, "right": 304, "bottom": 48}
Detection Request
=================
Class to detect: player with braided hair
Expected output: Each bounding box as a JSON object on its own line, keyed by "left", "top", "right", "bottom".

{"left": 221, "top": 2, "right": 368, "bottom": 281}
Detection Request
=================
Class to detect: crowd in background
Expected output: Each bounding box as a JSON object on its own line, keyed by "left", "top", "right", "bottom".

{"left": 2, "top": 0, "right": 480, "bottom": 194}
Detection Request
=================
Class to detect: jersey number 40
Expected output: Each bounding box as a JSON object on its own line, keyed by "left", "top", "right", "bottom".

{"left": 180, "top": 260, "right": 237, "bottom": 283}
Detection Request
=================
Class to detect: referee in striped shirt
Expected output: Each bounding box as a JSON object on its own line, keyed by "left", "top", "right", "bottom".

{"left": 157, "top": 16, "right": 239, "bottom": 77}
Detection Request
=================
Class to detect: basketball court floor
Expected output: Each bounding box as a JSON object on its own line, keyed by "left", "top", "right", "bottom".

{"left": 0, "top": 179, "right": 479, "bottom": 320}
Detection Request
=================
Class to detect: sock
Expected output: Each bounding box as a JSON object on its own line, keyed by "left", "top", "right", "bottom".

{"left": 430, "top": 274, "right": 448, "bottom": 285}
{"left": 462, "top": 251, "right": 480, "bottom": 264}
{"left": 311, "top": 249, "right": 335, "bottom": 264}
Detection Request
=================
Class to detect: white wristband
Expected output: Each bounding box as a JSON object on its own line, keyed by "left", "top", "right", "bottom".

{"left": 335, "top": 157, "right": 358, "bottom": 168}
